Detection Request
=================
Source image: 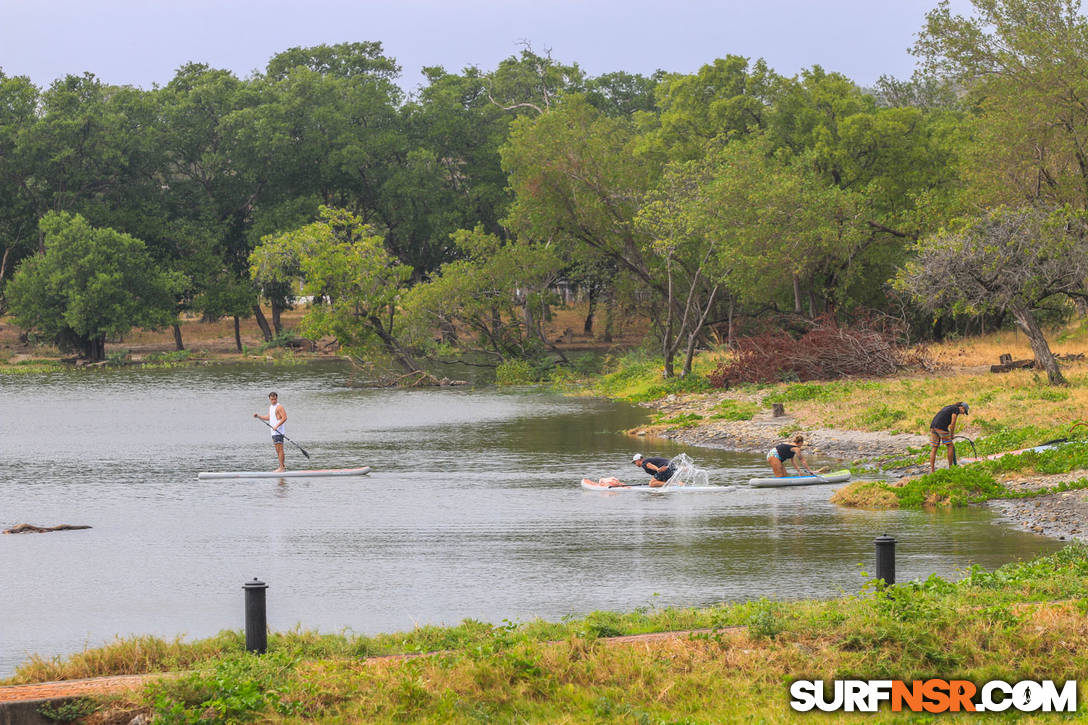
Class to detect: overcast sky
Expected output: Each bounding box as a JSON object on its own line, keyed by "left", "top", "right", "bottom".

{"left": 1, "top": 0, "right": 977, "bottom": 93}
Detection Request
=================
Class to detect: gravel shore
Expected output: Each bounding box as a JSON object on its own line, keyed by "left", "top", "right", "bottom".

{"left": 986, "top": 474, "right": 1088, "bottom": 543}
{"left": 638, "top": 396, "right": 928, "bottom": 462}
{"left": 638, "top": 395, "right": 1087, "bottom": 544}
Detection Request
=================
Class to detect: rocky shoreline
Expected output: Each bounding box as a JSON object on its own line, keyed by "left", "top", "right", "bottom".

{"left": 637, "top": 397, "right": 928, "bottom": 463}
{"left": 637, "top": 396, "right": 1088, "bottom": 545}
{"left": 986, "top": 474, "right": 1088, "bottom": 543}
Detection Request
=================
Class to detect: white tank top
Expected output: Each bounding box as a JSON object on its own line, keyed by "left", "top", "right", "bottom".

{"left": 269, "top": 403, "right": 285, "bottom": 436}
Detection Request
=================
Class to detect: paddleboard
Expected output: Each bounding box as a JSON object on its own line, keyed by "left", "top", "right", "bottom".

{"left": 580, "top": 477, "right": 728, "bottom": 492}
{"left": 197, "top": 466, "right": 371, "bottom": 480}
{"left": 748, "top": 469, "right": 851, "bottom": 488}
{"left": 958, "top": 440, "right": 1068, "bottom": 465}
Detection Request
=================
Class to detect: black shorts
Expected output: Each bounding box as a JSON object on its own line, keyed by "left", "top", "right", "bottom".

{"left": 272, "top": 434, "right": 285, "bottom": 444}
{"left": 653, "top": 466, "right": 676, "bottom": 482}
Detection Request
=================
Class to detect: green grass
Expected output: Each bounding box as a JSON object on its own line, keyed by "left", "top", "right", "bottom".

{"left": 844, "top": 438, "right": 1088, "bottom": 509}
{"left": 25, "top": 545, "right": 1088, "bottom": 723}
{"left": 651, "top": 412, "right": 704, "bottom": 428}
{"left": 708, "top": 400, "right": 759, "bottom": 421}
{"left": 588, "top": 350, "right": 716, "bottom": 402}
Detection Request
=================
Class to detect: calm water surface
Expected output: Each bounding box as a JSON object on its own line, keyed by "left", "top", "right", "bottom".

{"left": 0, "top": 362, "right": 1062, "bottom": 676}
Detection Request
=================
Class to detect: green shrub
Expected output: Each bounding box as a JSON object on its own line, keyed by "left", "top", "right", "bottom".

{"left": 258, "top": 330, "right": 299, "bottom": 351}
{"left": 895, "top": 466, "right": 1005, "bottom": 508}
{"left": 148, "top": 651, "right": 298, "bottom": 723}
{"left": 495, "top": 359, "right": 536, "bottom": 385}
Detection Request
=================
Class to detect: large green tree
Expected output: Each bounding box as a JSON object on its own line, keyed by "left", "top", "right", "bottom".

{"left": 7, "top": 212, "right": 184, "bottom": 360}
{"left": 401, "top": 227, "right": 564, "bottom": 366}
{"left": 250, "top": 206, "right": 415, "bottom": 372}
{"left": 914, "top": 0, "right": 1088, "bottom": 211}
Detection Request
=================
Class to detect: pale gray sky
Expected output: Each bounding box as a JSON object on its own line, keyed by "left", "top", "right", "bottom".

{"left": 1, "top": 0, "right": 976, "bottom": 92}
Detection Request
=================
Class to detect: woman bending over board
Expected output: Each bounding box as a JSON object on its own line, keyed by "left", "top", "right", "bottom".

{"left": 766, "top": 435, "right": 818, "bottom": 478}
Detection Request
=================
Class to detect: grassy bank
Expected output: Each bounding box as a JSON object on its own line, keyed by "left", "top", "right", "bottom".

{"left": 11, "top": 545, "right": 1088, "bottom": 723}
{"left": 571, "top": 323, "right": 1088, "bottom": 436}
{"left": 834, "top": 438, "right": 1088, "bottom": 509}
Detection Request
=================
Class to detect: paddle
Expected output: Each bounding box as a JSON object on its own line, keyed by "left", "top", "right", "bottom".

{"left": 254, "top": 417, "right": 311, "bottom": 459}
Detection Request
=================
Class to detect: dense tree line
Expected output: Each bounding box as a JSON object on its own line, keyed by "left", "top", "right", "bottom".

{"left": 4, "top": 0, "right": 1088, "bottom": 380}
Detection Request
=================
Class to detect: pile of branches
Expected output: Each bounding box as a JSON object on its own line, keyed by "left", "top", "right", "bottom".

{"left": 708, "top": 314, "right": 925, "bottom": 387}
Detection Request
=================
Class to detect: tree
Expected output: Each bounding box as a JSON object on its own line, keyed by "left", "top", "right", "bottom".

{"left": 0, "top": 70, "right": 40, "bottom": 293}
{"left": 645, "top": 56, "right": 776, "bottom": 162}
{"left": 894, "top": 207, "right": 1088, "bottom": 384}
{"left": 401, "top": 227, "right": 564, "bottom": 365}
{"left": 7, "top": 212, "right": 183, "bottom": 360}
{"left": 913, "top": 0, "right": 1088, "bottom": 210}
{"left": 250, "top": 206, "right": 416, "bottom": 372}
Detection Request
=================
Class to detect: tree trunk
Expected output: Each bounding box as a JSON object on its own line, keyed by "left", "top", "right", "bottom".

{"left": 271, "top": 301, "right": 283, "bottom": 335}
{"left": 727, "top": 298, "right": 735, "bottom": 350}
{"left": 1010, "top": 304, "right": 1066, "bottom": 385}
{"left": 583, "top": 285, "right": 597, "bottom": 335}
{"left": 90, "top": 336, "right": 105, "bottom": 362}
{"left": 368, "top": 315, "right": 419, "bottom": 373}
{"left": 252, "top": 304, "right": 273, "bottom": 342}
{"left": 233, "top": 316, "right": 243, "bottom": 352}
{"left": 172, "top": 323, "right": 184, "bottom": 351}
{"left": 792, "top": 272, "right": 802, "bottom": 314}
{"left": 603, "top": 289, "right": 614, "bottom": 343}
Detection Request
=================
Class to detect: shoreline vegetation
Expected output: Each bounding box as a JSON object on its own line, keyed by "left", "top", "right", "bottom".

{"left": 4, "top": 546, "right": 1088, "bottom": 722}
{"left": 6, "top": 316, "right": 1088, "bottom": 722}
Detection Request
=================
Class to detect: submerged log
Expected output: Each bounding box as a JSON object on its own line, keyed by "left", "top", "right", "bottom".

{"left": 3, "top": 523, "right": 92, "bottom": 534}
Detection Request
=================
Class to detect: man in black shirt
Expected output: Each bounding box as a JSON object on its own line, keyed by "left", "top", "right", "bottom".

{"left": 929, "top": 402, "right": 969, "bottom": 473}
{"left": 632, "top": 453, "right": 675, "bottom": 487}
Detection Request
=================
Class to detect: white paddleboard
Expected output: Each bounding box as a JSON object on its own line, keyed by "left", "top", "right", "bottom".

{"left": 748, "top": 469, "right": 850, "bottom": 488}
{"left": 198, "top": 466, "right": 371, "bottom": 480}
{"left": 581, "top": 477, "right": 729, "bottom": 492}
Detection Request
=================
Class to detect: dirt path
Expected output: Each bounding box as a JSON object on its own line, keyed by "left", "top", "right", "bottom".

{"left": 0, "top": 674, "right": 155, "bottom": 702}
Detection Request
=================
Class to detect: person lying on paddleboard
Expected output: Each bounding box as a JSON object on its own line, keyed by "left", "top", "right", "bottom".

{"left": 929, "top": 401, "right": 969, "bottom": 473}
{"left": 631, "top": 453, "right": 675, "bottom": 487}
{"left": 254, "top": 391, "right": 288, "bottom": 472}
{"left": 766, "top": 435, "right": 819, "bottom": 478}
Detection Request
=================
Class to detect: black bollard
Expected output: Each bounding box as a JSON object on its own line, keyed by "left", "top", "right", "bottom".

{"left": 874, "top": 534, "right": 897, "bottom": 586}
{"left": 243, "top": 578, "right": 269, "bottom": 654}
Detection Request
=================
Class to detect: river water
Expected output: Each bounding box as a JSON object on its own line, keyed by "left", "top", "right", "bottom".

{"left": 0, "top": 362, "right": 1062, "bottom": 676}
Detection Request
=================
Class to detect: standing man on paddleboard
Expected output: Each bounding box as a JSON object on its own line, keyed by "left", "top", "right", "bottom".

{"left": 255, "top": 392, "right": 288, "bottom": 472}
{"left": 929, "top": 401, "right": 969, "bottom": 473}
{"left": 632, "top": 453, "right": 674, "bottom": 487}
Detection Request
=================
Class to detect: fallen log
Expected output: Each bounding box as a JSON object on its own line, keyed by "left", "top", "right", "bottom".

{"left": 990, "top": 358, "right": 1034, "bottom": 373}
{"left": 3, "top": 523, "right": 92, "bottom": 534}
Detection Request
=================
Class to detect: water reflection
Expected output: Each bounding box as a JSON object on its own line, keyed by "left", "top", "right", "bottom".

{"left": 0, "top": 363, "right": 1062, "bottom": 676}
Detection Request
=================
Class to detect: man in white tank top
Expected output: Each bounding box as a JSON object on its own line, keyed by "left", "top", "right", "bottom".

{"left": 254, "top": 391, "right": 288, "bottom": 471}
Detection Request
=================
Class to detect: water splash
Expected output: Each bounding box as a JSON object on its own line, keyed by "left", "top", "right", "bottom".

{"left": 665, "top": 452, "right": 709, "bottom": 487}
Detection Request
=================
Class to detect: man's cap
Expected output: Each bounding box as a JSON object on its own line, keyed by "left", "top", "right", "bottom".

{"left": 632, "top": 453, "right": 643, "bottom": 462}
{"left": 959, "top": 402, "right": 969, "bottom": 415}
